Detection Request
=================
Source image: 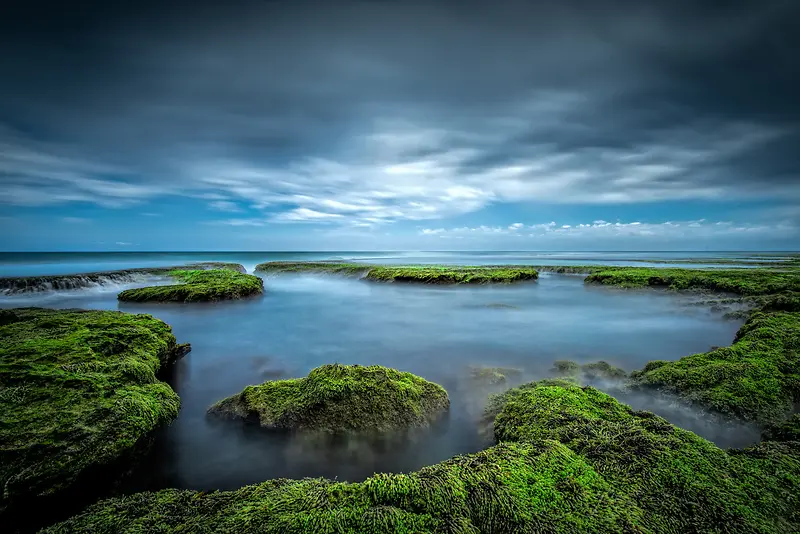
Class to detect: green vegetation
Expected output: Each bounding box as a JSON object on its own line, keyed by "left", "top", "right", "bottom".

{"left": 44, "top": 381, "right": 800, "bottom": 533}
{"left": 468, "top": 365, "right": 523, "bottom": 386}
{"left": 365, "top": 265, "right": 538, "bottom": 284}
{"left": 585, "top": 267, "right": 800, "bottom": 296}
{"left": 0, "top": 308, "right": 186, "bottom": 519}
{"left": 117, "top": 269, "right": 263, "bottom": 303}
{"left": 255, "top": 262, "right": 538, "bottom": 284}
{"left": 486, "top": 381, "right": 799, "bottom": 533}
{"left": 208, "top": 364, "right": 450, "bottom": 434}
{"left": 630, "top": 311, "right": 799, "bottom": 423}
{"left": 255, "top": 261, "right": 369, "bottom": 276}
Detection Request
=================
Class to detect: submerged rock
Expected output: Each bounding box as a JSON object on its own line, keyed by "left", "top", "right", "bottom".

{"left": 44, "top": 380, "right": 799, "bottom": 533}
{"left": 551, "top": 359, "right": 627, "bottom": 380}
{"left": 467, "top": 365, "right": 523, "bottom": 386}
{"left": 117, "top": 269, "right": 263, "bottom": 303}
{"left": 207, "top": 364, "right": 450, "bottom": 434}
{"left": 0, "top": 308, "right": 187, "bottom": 529}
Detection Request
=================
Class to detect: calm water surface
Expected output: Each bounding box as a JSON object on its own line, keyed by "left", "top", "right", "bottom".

{"left": 1, "top": 268, "right": 753, "bottom": 493}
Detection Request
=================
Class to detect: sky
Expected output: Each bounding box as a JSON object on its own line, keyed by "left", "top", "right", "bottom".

{"left": 1, "top": 0, "right": 798, "bottom": 251}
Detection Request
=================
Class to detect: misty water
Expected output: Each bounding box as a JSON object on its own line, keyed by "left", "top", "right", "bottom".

{"left": 0, "top": 267, "right": 759, "bottom": 493}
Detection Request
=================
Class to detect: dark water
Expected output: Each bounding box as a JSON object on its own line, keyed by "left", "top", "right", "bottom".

{"left": 0, "top": 268, "right": 756, "bottom": 493}
{"left": 0, "top": 250, "right": 779, "bottom": 276}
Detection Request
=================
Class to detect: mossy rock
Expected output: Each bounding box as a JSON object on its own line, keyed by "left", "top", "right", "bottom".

{"left": 0, "top": 308, "right": 186, "bottom": 526}
{"left": 467, "top": 365, "right": 523, "bottom": 386}
{"left": 208, "top": 364, "right": 449, "bottom": 434}
{"left": 485, "top": 380, "right": 800, "bottom": 533}
{"left": 584, "top": 267, "right": 800, "bottom": 296}
{"left": 117, "top": 269, "right": 263, "bottom": 303}
{"left": 44, "top": 380, "right": 799, "bottom": 533}
{"left": 631, "top": 311, "right": 800, "bottom": 423}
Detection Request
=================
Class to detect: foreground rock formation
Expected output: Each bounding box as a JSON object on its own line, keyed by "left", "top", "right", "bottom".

{"left": 44, "top": 381, "right": 799, "bottom": 533}
{"left": 0, "top": 308, "right": 188, "bottom": 529}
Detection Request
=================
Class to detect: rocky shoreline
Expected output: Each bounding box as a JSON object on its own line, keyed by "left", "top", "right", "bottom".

{"left": 1, "top": 263, "right": 797, "bottom": 532}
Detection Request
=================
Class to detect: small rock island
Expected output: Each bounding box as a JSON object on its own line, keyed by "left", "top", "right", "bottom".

{"left": 117, "top": 269, "right": 264, "bottom": 303}
{"left": 208, "top": 363, "right": 450, "bottom": 434}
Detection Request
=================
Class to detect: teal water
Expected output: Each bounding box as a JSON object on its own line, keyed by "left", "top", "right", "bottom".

{"left": 0, "top": 250, "right": 781, "bottom": 277}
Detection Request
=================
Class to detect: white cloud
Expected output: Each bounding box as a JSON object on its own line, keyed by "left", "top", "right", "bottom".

{"left": 206, "top": 218, "right": 265, "bottom": 227}
{"left": 419, "top": 218, "right": 797, "bottom": 240}
{"left": 208, "top": 200, "right": 242, "bottom": 212}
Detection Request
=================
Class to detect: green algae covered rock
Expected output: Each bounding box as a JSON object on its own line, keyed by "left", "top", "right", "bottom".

{"left": 208, "top": 364, "right": 450, "bottom": 434}
{"left": 584, "top": 267, "right": 800, "bottom": 296}
{"left": 631, "top": 311, "right": 800, "bottom": 423}
{"left": 43, "top": 380, "right": 799, "bottom": 533}
{"left": 117, "top": 269, "right": 263, "bottom": 303}
{"left": 0, "top": 308, "right": 187, "bottom": 522}
{"left": 363, "top": 265, "right": 538, "bottom": 284}
{"left": 39, "top": 440, "right": 642, "bottom": 534}
{"left": 486, "top": 380, "right": 800, "bottom": 533}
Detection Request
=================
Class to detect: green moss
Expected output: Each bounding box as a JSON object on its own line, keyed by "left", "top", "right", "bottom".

{"left": 364, "top": 265, "right": 538, "bottom": 284}
{"left": 632, "top": 311, "right": 800, "bottom": 423}
{"left": 585, "top": 267, "right": 800, "bottom": 296}
{"left": 45, "top": 381, "right": 800, "bottom": 533}
{"left": 40, "top": 439, "right": 645, "bottom": 534}
{"left": 255, "top": 262, "right": 538, "bottom": 284}
{"left": 117, "top": 269, "right": 264, "bottom": 303}
{"left": 467, "top": 365, "right": 523, "bottom": 386}
{"left": 254, "top": 261, "right": 370, "bottom": 277}
{"left": 208, "top": 364, "right": 450, "bottom": 434}
{"left": 0, "top": 308, "right": 185, "bottom": 518}
{"left": 487, "top": 381, "right": 800, "bottom": 533}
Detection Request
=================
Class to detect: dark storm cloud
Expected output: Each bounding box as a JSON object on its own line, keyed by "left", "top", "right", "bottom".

{"left": 0, "top": 0, "right": 798, "bottom": 220}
